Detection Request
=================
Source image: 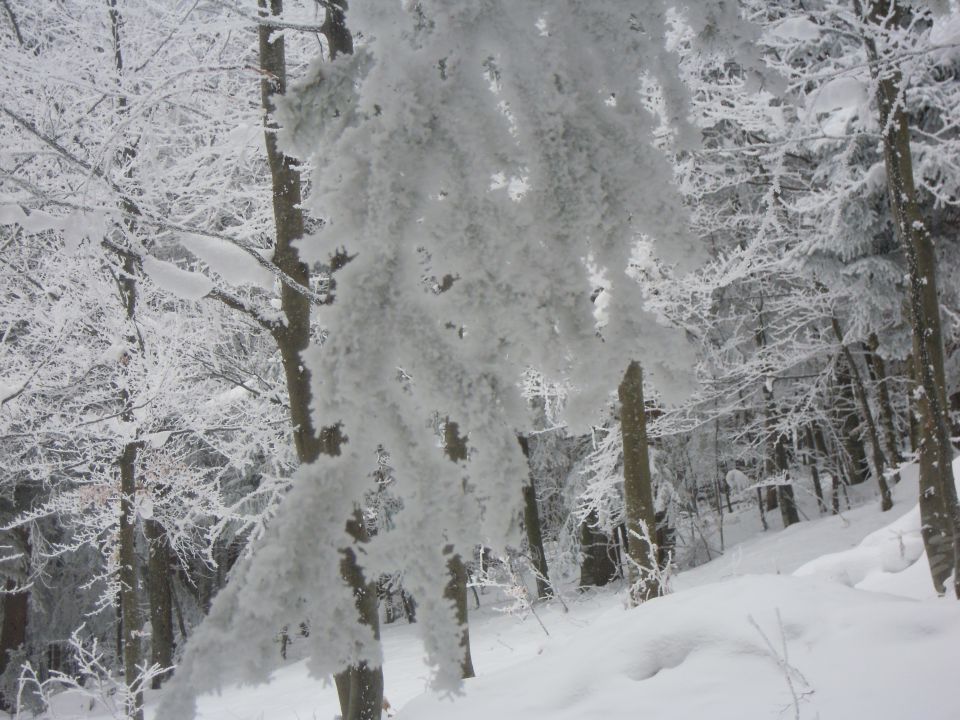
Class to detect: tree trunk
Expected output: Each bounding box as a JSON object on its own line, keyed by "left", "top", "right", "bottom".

{"left": 145, "top": 519, "right": 174, "bottom": 688}
{"left": 906, "top": 354, "right": 921, "bottom": 454}
{"left": 618, "top": 362, "right": 661, "bottom": 604}
{"left": 106, "top": 4, "right": 146, "bottom": 712}
{"left": 443, "top": 552, "right": 475, "bottom": 679}
{"left": 803, "top": 426, "right": 826, "bottom": 513}
{"left": 0, "top": 527, "right": 29, "bottom": 712}
{"left": 835, "top": 359, "right": 870, "bottom": 485}
{"left": 914, "top": 332, "right": 954, "bottom": 592}
{"left": 858, "top": 0, "right": 960, "bottom": 595}
{"left": 755, "top": 300, "right": 798, "bottom": 526}
{"left": 578, "top": 514, "right": 617, "bottom": 588}
{"left": 119, "top": 442, "right": 144, "bottom": 720}
{"left": 517, "top": 436, "right": 553, "bottom": 600}
{"left": 258, "top": 2, "right": 383, "bottom": 714}
{"left": 809, "top": 424, "right": 843, "bottom": 515}
{"left": 756, "top": 488, "right": 768, "bottom": 531}
{"left": 335, "top": 513, "right": 384, "bottom": 720}
{"left": 832, "top": 319, "right": 893, "bottom": 510}
{"left": 441, "top": 420, "right": 474, "bottom": 679}
{"left": 772, "top": 431, "right": 800, "bottom": 528}
{"left": 864, "top": 334, "right": 903, "bottom": 467}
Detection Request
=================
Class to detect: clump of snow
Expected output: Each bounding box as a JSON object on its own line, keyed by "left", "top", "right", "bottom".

{"left": 930, "top": 12, "right": 960, "bottom": 63}
{"left": 768, "top": 17, "right": 821, "bottom": 42}
{"left": 179, "top": 234, "right": 274, "bottom": 290}
{"left": 863, "top": 161, "right": 887, "bottom": 193}
{"left": 142, "top": 256, "right": 213, "bottom": 300}
{"left": 809, "top": 76, "right": 868, "bottom": 114}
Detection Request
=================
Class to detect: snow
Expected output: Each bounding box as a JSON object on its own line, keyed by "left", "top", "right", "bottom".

{"left": 767, "top": 17, "right": 821, "bottom": 42}
{"left": 930, "top": 12, "right": 960, "bottom": 63}
{"left": 179, "top": 234, "right": 274, "bottom": 290}
{"left": 401, "top": 574, "right": 960, "bottom": 720}
{"left": 141, "top": 256, "right": 213, "bottom": 300}
{"left": 809, "top": 76, "right": 868, "bottom": 115}
{"left": 35, "top": 457, "right": 960, "bottom": 720}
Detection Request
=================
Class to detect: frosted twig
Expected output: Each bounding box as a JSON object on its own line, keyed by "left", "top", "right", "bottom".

{"left": 748, "top": 609, "right": 814, "bottom": 720}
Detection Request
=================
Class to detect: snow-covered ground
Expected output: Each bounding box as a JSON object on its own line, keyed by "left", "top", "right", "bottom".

{"left": 37, "top": 460, "right": 960, "bottom": 720}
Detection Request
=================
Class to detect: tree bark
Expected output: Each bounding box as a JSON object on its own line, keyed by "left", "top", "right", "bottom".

{"left": 835, "top": 358, "right": 870, "bottom": 485}
{"left": 754, "top": 300, "right": 799, "bottom": 526}
{"left": 443, "top": 552, "right": 475, "bottom": 679}
{"left": 0, "top": 528, "right": 30, "bottom": 712}
{"left": 803, "top": 426, "right": 826, "bottom": 513}
{"left": 106, "top": 4, "right": 146, "bottom": 712}
{"left": 517, "top": 435, "right": 553, "bottom": 600}
{"left": 832, "top": 320, "right": 893, "bottom": 510}
{"left": 618, "top": 362, "right": 661, "bottom": 604}
{"left": 441, "top": 420, "right": 475, "bottom": 679}
{"left": 858, "top": 0, "right": 960, "bottom": 595}
{"left": 145, "top": 519, "right": 174, "bottom": 688}
{"left": 118, "top": 442, "right": 144, "bottom": 720}
{"left": 914, "top": 332, "right": 954, "bottom": 592}
{"left": 772, "top": 430, "right": 800, "bottom": 528}
{"left": 578, "top": 514, "right": 617, "bottom": 588}
{"left": 258, "top": 2, "right": 382, "bottom": 715}
{"left": 864, "top": 334, "right": 903, "bottom": 467}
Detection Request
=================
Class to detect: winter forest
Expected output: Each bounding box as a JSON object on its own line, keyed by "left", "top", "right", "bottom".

{"left": 3, "top": 0, "right": 960, "bottom": 718}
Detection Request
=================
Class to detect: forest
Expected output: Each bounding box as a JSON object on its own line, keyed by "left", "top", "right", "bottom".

{"left": 2, "top": 1, "right": 960, "bottom": 719}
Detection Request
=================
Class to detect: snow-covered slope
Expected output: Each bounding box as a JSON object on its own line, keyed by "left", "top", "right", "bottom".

{"left": 399, "top": 465, "right": 959, "bottom": 720}
{"left": 36, "top": 461, "right": 960, "bottom": 720}
{"left": 399, "top": 574, "right": 959, "bottom": 720}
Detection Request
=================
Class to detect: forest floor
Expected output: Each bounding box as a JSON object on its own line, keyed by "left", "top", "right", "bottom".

{"left": 36, "top": 459, "right": 960, "bottom": 720}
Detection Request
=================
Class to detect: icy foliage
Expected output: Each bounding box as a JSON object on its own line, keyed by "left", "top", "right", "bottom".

{"left": 278, "top": 0, "right": 716, "bottom": 684}
{"left": 280, "top": 3, "right": 717, "bottom": 423}
{"left": 159, "top": 0, "right": 745, "bottom": 711}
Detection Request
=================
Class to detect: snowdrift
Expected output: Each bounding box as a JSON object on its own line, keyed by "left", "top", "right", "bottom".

{"left": 398, "top": 573, "right": 960, "bottom": 720}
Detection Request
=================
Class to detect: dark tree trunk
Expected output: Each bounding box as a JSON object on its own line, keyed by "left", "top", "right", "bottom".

{"left": 517, "top": 436, "right": 553, "bottom": 600}
{"left": 858, "top": 0, "right": 960, "bottom": 595}
{"left": 618, "top": 362, "right": 661, "bottom": 603}
{"left": 0, "top": 544, "right": 29, "bottom": 713}
{"left": 906, "top": 354, "right": 921, "bottom": 454}
{"left": 258, "top": 2, "right": 382, "bottom": 715}
{"left": 119, "top": 442, "right": 144, "bottom": 720}
{"left": 145, "top": 519, "right": 174, "bottom": 688}
{"left": 106, "top": 2, "right": 147, "bottom": 713}
{"left": 755, "top": 300, "right": 796, "bottom": 526}
{"left": 756, "top": 488, "right": 768, "bottom": 531}
{"left": 765, "top": 485, "right": 779, "bottom": 512}
{"left": 773, "top": 431, "right": 800, "bottom": 528}
{"left": 443, "top": 553, "right": 475, "bottom": 679}
{"left": 832, "top": 474, "right": 841, "bottom": 515}
{"left": 864, "top": 334, "right": 903, "bottom": 467}
{"left": 578, "top": 514, "right": 618, "bottom": 588}
{"left": 803, "top": 426, "right": 826, "bottom": 514}
{"left": 832, "top": 319, "right": 893, "bottom": 510}
{"left": 441, "top": 421, "right": 475, "bottom": 679}
{"left": 836, "top": 360, "right": 870, "bottom": 485}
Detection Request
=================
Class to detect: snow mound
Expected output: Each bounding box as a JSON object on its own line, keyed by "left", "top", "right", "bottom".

{"left": 794, "top": 502, "right": 928, "bottom": 597}
{"left": 795, "top": 457, "right": 960, "bottom": 600}
{"left": 398, "top": 574, "right": 960, "bottom": 720}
